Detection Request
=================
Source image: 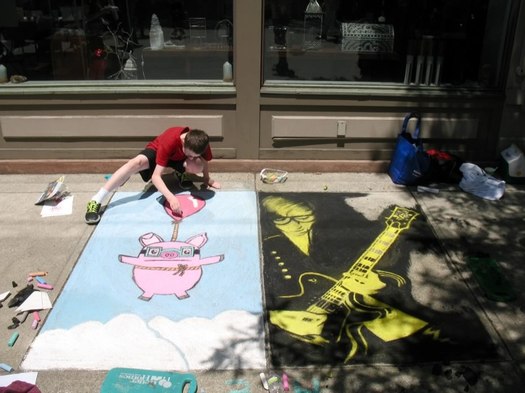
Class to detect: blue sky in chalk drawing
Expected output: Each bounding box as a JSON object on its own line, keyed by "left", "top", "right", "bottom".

{"left": 43, "top": 191, "right": 263, "bottom": 331}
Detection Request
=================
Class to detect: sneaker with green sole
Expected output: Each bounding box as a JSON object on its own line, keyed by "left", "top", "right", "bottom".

{"left": 85, "top": 200, "right": 102, "bottom": 224}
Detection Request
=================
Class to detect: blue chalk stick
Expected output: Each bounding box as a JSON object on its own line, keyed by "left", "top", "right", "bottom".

{"left": 7, "top": 332, "right": 19, "bottom": 347}
{"left": 0, "top": 363, "right": 13, "bottom": 372}
{"left": 35, "top": 276, "right": 47, "bottom": 284}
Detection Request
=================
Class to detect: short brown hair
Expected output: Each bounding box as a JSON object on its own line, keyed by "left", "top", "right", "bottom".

{"left": 184, "top": 129, "right": 209, "bottom": 155}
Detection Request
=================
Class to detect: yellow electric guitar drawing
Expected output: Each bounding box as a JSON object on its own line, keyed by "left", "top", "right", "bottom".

{"left": 269, "top": 206, "right": 422, "bottom": 347}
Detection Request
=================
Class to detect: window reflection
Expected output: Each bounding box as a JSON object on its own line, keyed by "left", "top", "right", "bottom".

{"left": 0, "top": 0, "right": 233, "bottom": 81}
{"left": 263, "top": 0, "right": 506, "bottom": 88}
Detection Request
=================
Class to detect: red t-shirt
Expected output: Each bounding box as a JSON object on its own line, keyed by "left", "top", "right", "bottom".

{"left": 145, "top": 126, "right": 213, "bottom": 167}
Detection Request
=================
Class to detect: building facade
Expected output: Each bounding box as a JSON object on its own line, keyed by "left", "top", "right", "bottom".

{"left": 0, "top": 0, "right": 524, "bottom": 168}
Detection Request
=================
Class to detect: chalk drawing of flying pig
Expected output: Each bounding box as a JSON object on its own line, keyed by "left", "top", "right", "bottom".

{"left": 119, "top": 232, "right": 224, "bottom": 301}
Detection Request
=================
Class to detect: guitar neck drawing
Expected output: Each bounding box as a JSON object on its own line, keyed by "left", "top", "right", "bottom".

{"left": 310, "top": 206, "right": 418, "bottom": 312}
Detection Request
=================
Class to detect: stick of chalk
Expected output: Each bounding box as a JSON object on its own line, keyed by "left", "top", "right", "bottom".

{"left": 35, "top": 276, "right": 47, "bottom": 284}
{"left": 259, "top": 372, "right": 269, "bottom": 390}
{"left": 312, "top": 377, "right": 320, "bottom": 391}
{"left": 29, "top": 271, "right": 48, "bottom": 277}
{"left": 33, "top": 311, "right": 41, "bottom": 322}
{"left": 282, "top": 373, "right": 290, "bottom": 391}
{"left": 0, "top": 363, "right": 13, "bottom": 372}
{"left": 31, "top": 319, "right": 39, "bottom": 329}
{"left": 37, "top": 283, "right": 53, "bottom": 290}
{"left": 8, "top": 332, "right": 19, "bottom": 347}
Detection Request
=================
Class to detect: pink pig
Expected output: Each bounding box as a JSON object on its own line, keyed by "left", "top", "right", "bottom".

{"left": 119, "top": 232, "right": 224, "bottom": 301}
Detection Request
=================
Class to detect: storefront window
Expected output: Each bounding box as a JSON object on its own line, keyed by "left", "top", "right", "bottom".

{"left": 0, "top": 0, "right": 233, "bottom": 82}
{"left": 263, "top": 0, "right": 510, "bottom": 88}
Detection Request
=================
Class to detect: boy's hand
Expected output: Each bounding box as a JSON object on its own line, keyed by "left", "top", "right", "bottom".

{"left": 168, "top": 195, "right": 183, "bottom": 216}
{"left": 204, "top": 178, "right": 221, "bottom": 189}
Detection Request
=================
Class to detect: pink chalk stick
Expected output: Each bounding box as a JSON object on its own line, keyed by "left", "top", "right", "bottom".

{"left": 33, "top": 311, "right": 41, "bottom": 322}
{"left": 36, "top": 283, "right": 53, "bottom": 290}
{"left": 282, "top": 373, "right": 289, "bottom": 391}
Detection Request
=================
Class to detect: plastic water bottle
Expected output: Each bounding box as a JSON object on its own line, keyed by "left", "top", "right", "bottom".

{"left": 149, "top": 14, "right": 164, "bottom": 50}
{"left": 267, "top": 374, "right": 284, "bottom": 393}
{"left": 0, "top": 64, "right": 7, "bottom": 83}
{"left": 222, "top": 61, "right": 232, "bottom": 82}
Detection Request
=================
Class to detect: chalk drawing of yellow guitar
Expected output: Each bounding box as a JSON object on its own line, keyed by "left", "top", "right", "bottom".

{"left": 269, "top": 207, "right": 428, "bottom": 352}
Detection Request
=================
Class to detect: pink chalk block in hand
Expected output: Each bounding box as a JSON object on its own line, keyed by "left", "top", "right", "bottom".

{"left": 37, "top": 283, "right": 53, "bottom": 290}
{"left": 163, "top": 195, "right": 205, "bottom": 221}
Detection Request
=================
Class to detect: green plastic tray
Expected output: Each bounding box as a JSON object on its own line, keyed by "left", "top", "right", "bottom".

{"left": 100, "top": 368, "right": 197, "bottom": 393}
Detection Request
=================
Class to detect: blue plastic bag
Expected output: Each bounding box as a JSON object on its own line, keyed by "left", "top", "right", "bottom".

{"left": 388, "top": 112, "right": 432, "bottom": 185}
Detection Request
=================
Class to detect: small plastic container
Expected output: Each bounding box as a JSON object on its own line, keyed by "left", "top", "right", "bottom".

{"left": 267, "top": 373, "right": 284, "bottom": 393}
{"left": 260, "top": 168, "right": 288, "bottom": 184}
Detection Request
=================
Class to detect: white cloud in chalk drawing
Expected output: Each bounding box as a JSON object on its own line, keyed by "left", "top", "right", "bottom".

{"left": 22, "top": 310, "right": 266, "bottom": 371}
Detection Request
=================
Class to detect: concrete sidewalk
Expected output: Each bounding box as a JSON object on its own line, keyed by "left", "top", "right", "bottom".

{"left": 0, "top": 172, "right": 524, "bottom": 393}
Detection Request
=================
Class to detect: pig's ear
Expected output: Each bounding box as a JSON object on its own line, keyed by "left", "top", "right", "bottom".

{"left": 140, "top": 232, "right": 164, "bottom": 246}
{"left": 185, "top": 233, "right": 208, "bottom": 248}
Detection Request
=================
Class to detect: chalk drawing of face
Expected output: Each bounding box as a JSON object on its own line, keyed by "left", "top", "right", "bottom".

{"left": 262, "top": 196, "right": 315, "bottom": 256}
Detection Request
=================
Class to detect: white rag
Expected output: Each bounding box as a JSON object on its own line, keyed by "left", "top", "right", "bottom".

{"left": 459, "top": 163, "right": 505, "bottom": 200}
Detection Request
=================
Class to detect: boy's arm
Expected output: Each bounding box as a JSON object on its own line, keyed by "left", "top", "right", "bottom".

{"left": 151, "top": 164, "right": 182, "bottom": 214}
{"left": 201, "top": 160, "right": 221, "bottom": 189}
